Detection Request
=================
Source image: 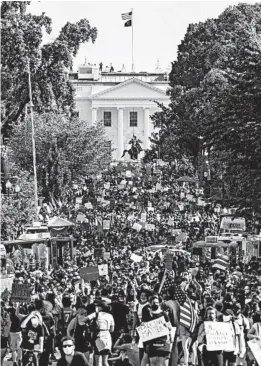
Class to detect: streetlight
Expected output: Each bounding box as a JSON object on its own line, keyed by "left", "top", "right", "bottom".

{"left": 6, "top": 180, "right": 12, "bottom": 196}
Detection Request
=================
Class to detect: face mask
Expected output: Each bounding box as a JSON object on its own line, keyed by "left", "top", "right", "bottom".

{"left": 63, "top": 346, "right": 73, "bottom": 355}
{"left": 151, "top": 304, "right": 159, "bottom": 311}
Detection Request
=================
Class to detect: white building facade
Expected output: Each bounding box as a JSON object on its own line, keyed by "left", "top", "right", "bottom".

{"left": 70, "top": 65, "right": 170, "bottom": 160}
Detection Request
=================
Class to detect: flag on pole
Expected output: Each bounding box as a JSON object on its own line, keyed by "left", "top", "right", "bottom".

{"left": 121, "top": 11, "right": 132, "bottom": 27}
{"left": 180, "top": 298, "right": 196, "bottom": 333}
{"left": 212, "top": 253, "right": 230, "bottom": 271}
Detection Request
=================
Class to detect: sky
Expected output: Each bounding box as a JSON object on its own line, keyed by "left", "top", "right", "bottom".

{"left": 28, "top": 0, "right": 252, "bottom": 73}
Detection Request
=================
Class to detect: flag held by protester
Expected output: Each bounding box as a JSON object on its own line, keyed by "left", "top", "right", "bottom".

{"left": 121, "top": 11, "right": 132, "bottom": 27}
{"left": 212, "top": 253, "right": 229, "bottom": 271}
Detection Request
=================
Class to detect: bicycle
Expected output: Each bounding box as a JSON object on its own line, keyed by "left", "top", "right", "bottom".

{"left": 22, "top": 349, "right": 41, "bottom": 366}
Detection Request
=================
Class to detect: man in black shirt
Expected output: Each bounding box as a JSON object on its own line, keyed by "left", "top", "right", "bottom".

{"left": 57, "top": 336, "right": 90, "bottom": 366}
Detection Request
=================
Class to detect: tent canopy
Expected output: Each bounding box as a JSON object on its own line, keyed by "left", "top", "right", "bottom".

{"left": 48, "top": 216, "right": 74, "bottom": 228}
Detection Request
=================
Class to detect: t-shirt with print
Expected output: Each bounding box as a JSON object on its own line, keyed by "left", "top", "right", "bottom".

{"left": 21, "top": 323, "right": 44, "bottom": 350}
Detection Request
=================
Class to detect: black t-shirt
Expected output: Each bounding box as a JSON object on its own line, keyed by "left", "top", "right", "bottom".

{"left": 57, "top": 351, "right": 90, "bottom": 366}
{"left": 8, "top": 308, "right": 21, "bottom": 333}
{"left": 21, "top": 323, "right": 44, "bottom": 350}
{"left": 111, "top": 302, "right": 129, "bottom": 331}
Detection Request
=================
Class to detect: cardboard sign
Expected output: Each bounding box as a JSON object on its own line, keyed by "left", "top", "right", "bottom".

{"left": 145, "top": 223, "right": 155, "bottom": 231}
{"left": 165, "top": 251, "right": 174, "bottom": 271}
{"left": 205, "top": 321, "right": 234, "bottom": 351}
{"left": 136, "top": 316, "right": 171, "bottom": 342}
{"left": 10, "top": 283, "right": 31, "bottom": 303}
{"left": 104, "top": 252, "right": 111, "bottom": 260}
{"left": 103, "top": 220, "right": 110, "bottom": 230}
{"left": 79, "top": 267, "right": 99, "bottom": 282}
{"left": 133, "top": 223, "right": 142, "bottom": 232}
{"left": 104, "top": 182, "right": 110, "bottom": 190}
{"left": 76, "top": 213, "right": 86, "bottom": 222}
{"left": 85, "top": 202, "right": 93, "bottom": 209}
{"left": 141, "top": 213, "right": 147, "bottom": 222}
{"left": 130, "top": 253, "right": 143, "bottom": 263}
{"left": 98, "top": 264, "right": 109, "bottom": 276}
{"left": 248, "top": 339, "right": 261, "bottom": 366}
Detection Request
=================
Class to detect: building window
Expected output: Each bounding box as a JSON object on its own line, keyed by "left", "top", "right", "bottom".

{"left": 130, "top": 111, "right": 138, "bottom": 127}
{"left": 104, "top": 111, "right": 112, "bottom": 127}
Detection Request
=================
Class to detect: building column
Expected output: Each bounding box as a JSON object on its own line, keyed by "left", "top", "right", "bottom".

{"left": 91, "top": 107, "right": 97, "bottom": 126}
{"left": 143, "top": 107, "right": 150, "bottom": 150}
{"left": 117, "top": 107, "right": 124, "bottom": 160}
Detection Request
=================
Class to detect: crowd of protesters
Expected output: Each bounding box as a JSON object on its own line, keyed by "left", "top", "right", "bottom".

{"left": 1, "top": 159, "right": 261, "bottom": 366}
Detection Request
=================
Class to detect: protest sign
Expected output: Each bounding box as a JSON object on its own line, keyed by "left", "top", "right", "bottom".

{"left": 189, "top": 268, "right": 199, "bottom": 277}
{"left": 141, "top": 213, "right": 147, "bottom": 222}
{"left": 76, "top": 213, "right": 86, "bottom": 222}
{"left": 85, "top": 202, "right": 93, "bottom": 209}
{"left": 145, "top": 223, "right": 155, "bottom": 231}
{"left": 79, "top": 267, "right": 99, "bottom": 282}
{"left": 133, "top": 223, "right": 142, "bottom": 232}
{"left": 248, "top": 339, "right": 261, "bottom": 366}
{"left": 10, "top": 283, "right": 31, "bottom": 303}
{"left": 136, "top": 316, "right": 171, "bottom": 342}
{"left": 130, "top": 253, "right": 143, "bottom": 263}
{"left": 168, "top": 217, "right": 174, "bottom": 226}
{"left": 103, "top": 220, "right": 110, "bottom": 230}
{"left": 126, "top": 170, "right": 132, "bottom": 178}
{"left": 104, "top": 252, "right": 111, "bottom": 260}
{"left": 75, "top": 197, "right": 82, "bottom": 204}
{"left": 220, "top": 217, "right": 246, "bottom": 231}
{"left": 156, "top": 183, "right": 162, "bottom": 191}
{"left": 118, "top": 184, "right": 124, "bottom": 190}
{"left": 94, "top": 248, "right": 103, "bottom": 258}
{"left": 205, "top": 321, "right": 234, "bottom": 351}
{"left": 165, "top": 251, "right": 174, "bottom": 271}
{"left": 104, "top": 182, "right": 110, "bottom": 190}
{"left": 98, "top": 264, "right": 109, "bottom": 276}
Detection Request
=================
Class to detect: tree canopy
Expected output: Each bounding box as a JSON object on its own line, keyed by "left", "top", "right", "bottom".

{"left": 1, "top": 1, "right": 97, "bottom": 137}
{"left": 9, "top": 113, "right": 111, "bottom": 201}
{"left": 146, "top": 3, "right": 261, "bottom": 216}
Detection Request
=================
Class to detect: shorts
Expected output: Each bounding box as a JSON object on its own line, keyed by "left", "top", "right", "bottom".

{"left": 10, "top": 332, "right": 22, "bottom": 351}
{"left": 1, "top": 336, "right": 8, "bottom": 349}
{"left": 223, "top": 351, "right": 236, "bottom": 363}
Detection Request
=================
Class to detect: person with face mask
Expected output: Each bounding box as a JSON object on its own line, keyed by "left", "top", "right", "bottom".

{"left": 57, "top": 336, "right": 90, "bottom": 366}
{"left": 222, "top": 309, "right": 241, "bottom": 366}
{"left": 233, "top": 302, "right": 250, "bottom": 365}
{"left": 142, "top": 295, "right": 173, "bottom": 366}
{"left": 132, "top": 289, "right": 150, "bottom": 364}
{"left": 197, "top": 307, "right": 223, "bottom": 366}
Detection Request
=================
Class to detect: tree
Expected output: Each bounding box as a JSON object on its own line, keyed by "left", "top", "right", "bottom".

{"left": 146, "top": 3, "right": 261, "bottom": 218}
{"left": 8, "top": 112, "right": 112, "bottom": 201}
{"left": 1, "top": 171, "right": 35, "bottom": 241}
{"left": 1, "top": 1, "right": 97, "bottom": 138}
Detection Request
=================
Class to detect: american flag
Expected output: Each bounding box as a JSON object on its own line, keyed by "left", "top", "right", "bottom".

{"left": 121, "top": 11, "right": 132, "bottom": 20}
{"left": 160, "top": 277, "right": 176, "bottom": 294}
{"left": 212, "top": 253, "right": 229, "bottom": 271}
{"left": 172, "top": 284, "right": 196, "bottom": 333}
{"left": 180, "top": 298, "right": 196, "bottom": 333}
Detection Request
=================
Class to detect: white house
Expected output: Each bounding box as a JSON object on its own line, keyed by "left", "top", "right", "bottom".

{"left": 70, "top": 64, "right": 170, "bottom": 160}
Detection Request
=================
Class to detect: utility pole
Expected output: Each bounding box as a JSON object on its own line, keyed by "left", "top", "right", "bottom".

{"left": 28, "top": 60, "right": 38, "bottom": 220}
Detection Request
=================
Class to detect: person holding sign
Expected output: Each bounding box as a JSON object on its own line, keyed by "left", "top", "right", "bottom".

{"left": 197, "top": 307, "right": 223, "bottom": 366}
{"left": 142, "top": 295, "right": 173, "bottom": 366}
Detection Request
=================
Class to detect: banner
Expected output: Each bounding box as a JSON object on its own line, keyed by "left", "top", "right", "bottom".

{"left": 136, "top": 316, "right": 171, "bottom": 342}
{"left": 79, "top": 267, "right": 99, "bottom": 281}
{"left": 205, "top": 321, "right": 234, "bottom": 351}
{"left": 10, "top": 283, "right": 31, "bottom": 303}
{"left": 248, "top": 339, "right": 261, "bottom": 366}
{"left": 220, "top": 217, "right": 246, "bottom": 231}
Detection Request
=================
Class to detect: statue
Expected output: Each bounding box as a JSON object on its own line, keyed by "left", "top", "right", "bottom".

{"left": 121, "top": 135, "right": 143, "bottom": 160}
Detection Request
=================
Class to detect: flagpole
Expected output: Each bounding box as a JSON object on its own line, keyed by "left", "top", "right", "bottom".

{"left": 131, "top": 8, "right": 134, "bottom": 72}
